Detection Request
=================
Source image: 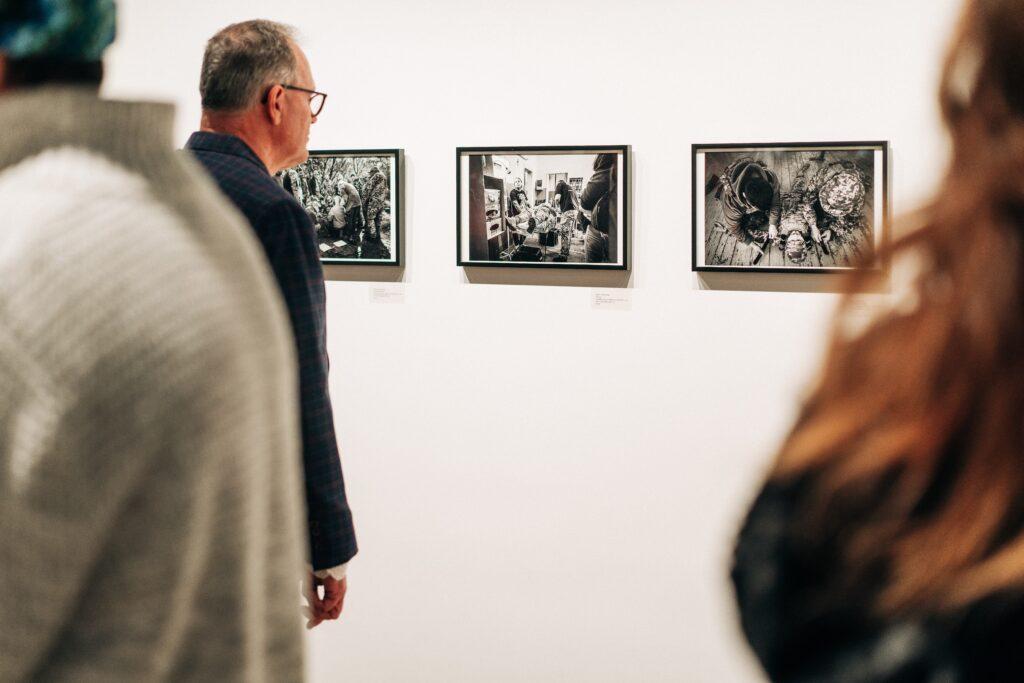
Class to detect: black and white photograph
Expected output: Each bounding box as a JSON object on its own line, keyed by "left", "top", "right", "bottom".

{"left": 280, "top": 149, "right": 402, "bottom": 265}
{"left": 692, "top": 142, "right": 888, "bottom": 273}
{"left": 457, "top": 146, "right": 629, "bottom": 269}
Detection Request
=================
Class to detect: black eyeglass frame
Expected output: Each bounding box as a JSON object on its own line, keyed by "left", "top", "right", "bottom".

{"left": 261, "top": 83, "right": 327, "bottom": 117}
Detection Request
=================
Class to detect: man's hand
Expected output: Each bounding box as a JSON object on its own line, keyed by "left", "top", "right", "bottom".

{"left": 303, "top": 572, "right": 347, "bottom": 629}
{"left": 811, "top": 226, "right": 822, "bottom": 243}
{"left": 768, "top": 224, "right": 778, "bottom": 240}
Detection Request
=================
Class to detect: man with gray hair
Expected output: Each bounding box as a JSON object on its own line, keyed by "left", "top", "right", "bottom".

{"left": 186, "top": 19, "right": 358, "bottom": 629}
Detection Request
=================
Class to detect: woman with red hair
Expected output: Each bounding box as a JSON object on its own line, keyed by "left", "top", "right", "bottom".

{"left": 733, "top": 1, "right": 1024, "bottom": 680}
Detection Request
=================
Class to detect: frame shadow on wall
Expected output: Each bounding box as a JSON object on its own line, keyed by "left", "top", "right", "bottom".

{"left": 462, "top": 148, "right": 635, "bottom": 289}
{"left": 695, "top": 270, "right": 889, "bottom": 294}
{"left": 463, "top": 265, "right": 632, "bottom": 288}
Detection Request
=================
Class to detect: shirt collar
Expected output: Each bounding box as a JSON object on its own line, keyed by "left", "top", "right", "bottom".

{"left": 184, "top": 131, "right": 269, "bottom": 174}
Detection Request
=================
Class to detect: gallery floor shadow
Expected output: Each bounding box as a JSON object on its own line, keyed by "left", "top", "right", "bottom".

{"left": 463, "top": 266, "right": 631, "bottom": 288}
{"left": 695, "top": 271, "right": 890, "bottom": 294}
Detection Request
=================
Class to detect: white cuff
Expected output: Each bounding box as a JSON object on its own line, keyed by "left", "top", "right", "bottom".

{"left": 311, "top": 562, "right": 348, "bottom": 581}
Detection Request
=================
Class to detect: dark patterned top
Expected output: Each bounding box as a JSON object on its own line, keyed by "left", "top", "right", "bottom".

{"left": 185, "top": 131, "right": 357, "bottom": 570}
{"left": 733, "top": 476, "right": 1024, "bottom": 682}
{"left": 554, "top": 179, "right": 579, "bottom": 214}
{"left": 508, "top": 188, "right": 528, "bottom": 216}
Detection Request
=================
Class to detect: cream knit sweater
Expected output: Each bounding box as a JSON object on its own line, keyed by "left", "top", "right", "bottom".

{"left": 0, "top": 89, "right": 307, "bottom": 682}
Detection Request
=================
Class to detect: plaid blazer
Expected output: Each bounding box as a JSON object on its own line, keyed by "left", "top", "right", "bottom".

{"left": 186, "top": 132, "right": 357, "bottom": 570}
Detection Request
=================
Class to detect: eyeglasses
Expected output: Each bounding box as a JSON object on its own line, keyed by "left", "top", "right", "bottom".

{"left": 262, "top": 83, "right": 327, "bottom": 117}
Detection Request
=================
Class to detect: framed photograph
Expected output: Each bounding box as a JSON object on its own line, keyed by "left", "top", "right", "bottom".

{"left": 457, "top": 146, "right": 629, "bottom": 269}
{"left": 692, "top": 141, "right": 889, "bottom": 273}
{"left": 280, "top": 149, "right": 402, "bottom": 265}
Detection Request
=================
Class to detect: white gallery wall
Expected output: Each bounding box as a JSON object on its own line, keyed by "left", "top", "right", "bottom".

{"left": 106, "top": 1, "right": 963, "bottom": 680}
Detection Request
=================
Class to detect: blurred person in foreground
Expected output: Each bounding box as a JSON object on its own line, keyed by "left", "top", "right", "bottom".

{"left": 185, "top": 20, "right": 357, "bottom": 628}
{"left": 732, "top": 1, "right": 1024, "bottom": 681}
{"left": 0, "top": 2, "right": 308, "bottom": 680}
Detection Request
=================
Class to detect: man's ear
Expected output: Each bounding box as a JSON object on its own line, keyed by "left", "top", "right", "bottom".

{"left": 264, "top": 83, "right": 285, "bottom": 125}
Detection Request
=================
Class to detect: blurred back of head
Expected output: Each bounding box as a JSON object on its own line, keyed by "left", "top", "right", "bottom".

{"left": 0, "top": 0, "right": 115, "bottom": 88}
{"left": 772, "top": 0, "right": 1024, "bottom": 617}
{"left": 199, "top": 19, "right": 296, "bottom": 113}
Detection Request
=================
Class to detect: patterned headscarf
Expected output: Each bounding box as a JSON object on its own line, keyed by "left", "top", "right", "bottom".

{"left": 0, "top": 0, "right": 115, "bottom": 61}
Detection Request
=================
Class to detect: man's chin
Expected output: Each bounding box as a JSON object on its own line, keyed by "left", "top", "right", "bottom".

{"left": 281, "top": 150, "right": 310, "bottom": 171}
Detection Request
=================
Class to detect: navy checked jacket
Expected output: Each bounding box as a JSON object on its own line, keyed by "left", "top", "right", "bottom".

{"left": 186, "top": 132, "right": 357, "bottom": 570}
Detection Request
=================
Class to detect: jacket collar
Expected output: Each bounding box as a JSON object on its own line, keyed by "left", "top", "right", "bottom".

{"left": 185, "top": 131, "right": 269, "bottom": 175}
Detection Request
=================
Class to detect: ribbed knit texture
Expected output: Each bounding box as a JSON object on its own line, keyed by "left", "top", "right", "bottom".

{"left": 0, "top": 89, "right": 307, "bottom": 682}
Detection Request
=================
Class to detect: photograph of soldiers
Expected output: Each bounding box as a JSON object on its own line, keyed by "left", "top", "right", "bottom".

{"left": 697, "top": 144, "right": 883, "bottom": 271}
{"left": 459, "top": 148, "right": 627, "bottom": 268}
{"left": 280, "top": 150, "right": 400, "bottom": 264}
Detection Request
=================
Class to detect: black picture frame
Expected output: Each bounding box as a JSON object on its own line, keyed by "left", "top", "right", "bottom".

{"left": 456, "top": 145, "right": 631, "bottom": 270}
{"left": 692, "top": 141, "right": 890, "bottom": 274}
{"left": 285, "top": 148, "right": 403, "bottom": 266}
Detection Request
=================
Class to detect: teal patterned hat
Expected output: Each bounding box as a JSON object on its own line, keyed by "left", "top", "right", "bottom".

{"left": 0, "top": 0, "right": 115, "bottom": 60}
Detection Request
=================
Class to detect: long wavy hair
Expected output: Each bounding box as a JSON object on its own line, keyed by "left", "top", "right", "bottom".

{"left": 772, "top": 0, "right": 1024, "bottom": 615}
